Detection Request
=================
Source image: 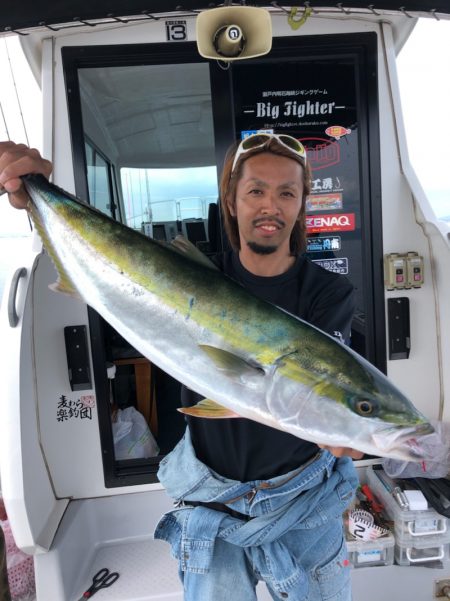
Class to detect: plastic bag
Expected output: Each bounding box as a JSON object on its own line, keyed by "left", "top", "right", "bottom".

{"left": 383, "top": 420, "right": 450, "bottom": 479}
{"left": 0, "top": 519, "right": 35, "bottom": 601}
{"left": 112, "top": 406, "right": 159, "bottom": 460}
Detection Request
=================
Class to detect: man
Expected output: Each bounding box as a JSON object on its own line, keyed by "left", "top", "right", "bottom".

{"left": 155, "top": 133, "right": 362, "bottom": 601}
{"left": 0, "top": 136, "right": 362, "bottom": 601}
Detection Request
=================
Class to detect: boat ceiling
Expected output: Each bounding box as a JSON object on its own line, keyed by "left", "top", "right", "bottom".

{"left": 0, "top": 1, "right": 449, "bottom": 33}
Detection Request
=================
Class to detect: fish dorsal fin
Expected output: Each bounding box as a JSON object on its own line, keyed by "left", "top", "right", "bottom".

{"left": 178, "top": 399, "right": 240, "bottom": 419}
{"left": 168, "top": 235, "right": 219, "bottom": 270}
{"left": 199, "top": 344, "right": 265, "bottom": 378}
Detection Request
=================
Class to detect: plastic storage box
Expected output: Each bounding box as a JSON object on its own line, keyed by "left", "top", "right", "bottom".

{"left": 366, "top": 466, "right": 450, "bottom": 544}
{"left": 346, "top": 533, "right": 395, "bottom": 567}
{"left": 394, "top": 534, "right": 449, "bottom": 566}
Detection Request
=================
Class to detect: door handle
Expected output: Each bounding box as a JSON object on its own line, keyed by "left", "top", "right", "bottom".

{"left": 8, "top": 267, "right": 27, "bottom": 327}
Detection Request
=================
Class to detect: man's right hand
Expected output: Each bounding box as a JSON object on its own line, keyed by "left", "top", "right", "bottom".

{"left": 0, "top": 141, "right": 53, "bottom": 209}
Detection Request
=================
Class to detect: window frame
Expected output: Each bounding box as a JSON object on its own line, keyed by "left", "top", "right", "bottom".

{"left": 84, "top": 136, "right": 121, "bottom": 220}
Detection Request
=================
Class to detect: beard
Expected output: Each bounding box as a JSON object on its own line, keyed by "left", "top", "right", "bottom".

{"left": 245, "top": 216, "right": 285, "bottom": 255}
{"left": 246, "top": 240, "right": 278, "bottom": 255}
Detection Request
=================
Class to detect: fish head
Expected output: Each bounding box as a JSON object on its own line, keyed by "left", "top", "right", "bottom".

{"left": 336, "top": 379, "right": 434, "bottom": 459}
{"left": 320, "top": 358, "right": 434, "bottom": 459}
{"left": 272, "top": 348, "right": 433, "bottom": 460}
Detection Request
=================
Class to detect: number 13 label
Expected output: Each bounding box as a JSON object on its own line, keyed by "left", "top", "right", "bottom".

{"left": 166, "top": 20, "right": 187, "bottom": 41}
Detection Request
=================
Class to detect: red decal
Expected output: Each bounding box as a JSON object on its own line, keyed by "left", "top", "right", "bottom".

{"left": 306, "top": 213, "right": 356, "bottom": 233}
{"left": 325, "top": 125, "right": 351, "bottom": 140}
{"left": 80, "top": 395, "right": 96, "bottom": 408}
{"left": 301, "top": 137, "right": 340, "bottom": 171}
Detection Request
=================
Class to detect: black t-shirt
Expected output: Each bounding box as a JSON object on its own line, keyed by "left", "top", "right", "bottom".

{"left": 182, "top": 251, "right": 356, "bottom": 482}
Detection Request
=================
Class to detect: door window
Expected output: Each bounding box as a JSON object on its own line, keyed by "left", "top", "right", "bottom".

{"left": 78, "top": 62, "right": 218, "bottom": 253}
{"left": 72, "top": 55, "right": 219, "bottom": 484}
{"left": 230, "top": 35, "right": 382, "bottom": 366}
{"left": 85, "top": 139, "right": 119, "bottom": 219}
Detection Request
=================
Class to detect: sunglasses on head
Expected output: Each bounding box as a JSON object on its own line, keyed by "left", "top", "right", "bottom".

{"left": 231, "top": 133, "right": 307, "bottom": 174}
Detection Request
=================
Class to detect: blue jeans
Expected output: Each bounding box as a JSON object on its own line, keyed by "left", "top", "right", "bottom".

{"left": 155, "top": 430, "right": 357, "bottom": 601}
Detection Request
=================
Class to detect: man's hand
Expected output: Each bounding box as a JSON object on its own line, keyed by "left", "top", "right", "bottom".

{"left": 318, "top": 445, "right": 364, "bottom": 459}
{"left": 0, "top": 141, "right": 53, "bottom": 209}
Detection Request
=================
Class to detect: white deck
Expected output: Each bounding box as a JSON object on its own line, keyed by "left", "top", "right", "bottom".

{"left": 32, "top": 490, "right": 276, "bottom": 600}
{"left": 70, "top": 539, "right": 182, "bottom": 600}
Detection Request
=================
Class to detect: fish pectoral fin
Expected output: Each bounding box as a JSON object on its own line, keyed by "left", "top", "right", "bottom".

{"left": 178, "top": 399, "right": 240, "bottom": 419}
{"left": 274, "top": 351, "right": 320, "bottom": 387}
{"left": 165, "top": 235, "right": 219, "bottom": 271}
{"left": 198, "top": 344, "right": 265, "bottom": 378}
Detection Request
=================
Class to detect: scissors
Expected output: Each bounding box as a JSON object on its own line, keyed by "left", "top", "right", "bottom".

{"left": 78, "top": 567, "right": 120, "bottom": 599}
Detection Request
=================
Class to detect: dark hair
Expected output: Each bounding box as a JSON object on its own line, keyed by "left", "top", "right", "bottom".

{"left": 219, "top": 137, "right": 311, "bottom": 255}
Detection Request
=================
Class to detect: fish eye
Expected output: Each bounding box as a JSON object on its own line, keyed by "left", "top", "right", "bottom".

{"left": 350, "top": 396, "right": 380, "bottom": 417}
{"left": 353, "top": 398, "right": 378, "bottom": 416}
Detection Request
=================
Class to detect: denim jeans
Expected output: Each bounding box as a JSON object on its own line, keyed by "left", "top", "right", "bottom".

{"left": 155, "top": 429, "right": 357, "bottom": 601}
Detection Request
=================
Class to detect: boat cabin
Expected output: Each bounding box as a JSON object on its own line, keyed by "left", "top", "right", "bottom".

{"left": 0, "top": 2, "right": 449, "bottom": 599}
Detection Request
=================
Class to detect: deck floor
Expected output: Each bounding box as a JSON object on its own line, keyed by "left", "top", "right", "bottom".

{"left": 72, "top": 539, "right": 181, "bottom": 600}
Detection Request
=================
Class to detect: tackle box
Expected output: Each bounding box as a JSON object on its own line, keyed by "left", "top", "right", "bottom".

{"left": 366, "top": 466, "right": 450, "bottom": 544}
{"left": 346, "top": 533, "right": 395, "bottom": 567}
{"left": 394, "top": 534, "right": 449, "bottom": 566}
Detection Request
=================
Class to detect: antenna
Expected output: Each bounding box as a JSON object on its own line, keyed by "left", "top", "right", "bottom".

{"left": 0, "top": 99, "right": 10, "bottom": 140}
{"left": 3, "top": 37, "right": 29, "bottom": 146}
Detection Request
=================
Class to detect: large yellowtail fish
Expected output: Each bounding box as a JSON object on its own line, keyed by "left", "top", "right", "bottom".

{"left": 23, "top": 174, "right": 433, "bottom": 460}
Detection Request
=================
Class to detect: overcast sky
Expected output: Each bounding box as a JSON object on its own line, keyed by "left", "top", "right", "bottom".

{"left": 0, "top": 35, "right": 41, "bottom": 236}
{"left": 397, "top": 18, "right": 450, "bottom": 220}
{"left": 0, "top": 16, "right": 449, "bottom": 238}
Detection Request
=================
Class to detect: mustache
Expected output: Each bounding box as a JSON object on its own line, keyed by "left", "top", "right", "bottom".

{"left": 252, "top": 216, "right": 285, "bottom": 228}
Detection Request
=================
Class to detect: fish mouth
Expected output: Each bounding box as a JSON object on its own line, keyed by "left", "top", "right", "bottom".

{"left": 372, "top": 422, "right": 435, "bottom": 458}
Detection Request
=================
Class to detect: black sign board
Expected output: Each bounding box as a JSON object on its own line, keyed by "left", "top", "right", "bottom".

{"left": 230, "top": 35, "right": 383, "bottom": 366}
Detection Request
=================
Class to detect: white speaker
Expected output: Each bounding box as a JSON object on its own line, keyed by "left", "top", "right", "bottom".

{"left": 196, "top": 6, "right": 272, "bottom": 62}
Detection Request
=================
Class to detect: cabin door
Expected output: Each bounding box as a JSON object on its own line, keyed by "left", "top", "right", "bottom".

{"left": 63, "top": 33, "right": 383, "bottom": 489}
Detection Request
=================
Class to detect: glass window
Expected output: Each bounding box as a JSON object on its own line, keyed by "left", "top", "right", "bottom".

{"left": 231, "top": 41, "right": 381, "bottom": 365}
{"left": 78, "top": 62, "right": 218, "bottom": 244}
{"left": 76, "top": 58, "right": 218, "bottom": 478}
{"left": 85, "top": 141, "right": 117, "bottom": 218}
{"left": 120, "top": 165, "right": 218, "bottom": 233}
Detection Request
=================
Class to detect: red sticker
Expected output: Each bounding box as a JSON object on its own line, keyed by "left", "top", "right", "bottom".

{"left": 325, "top": 125, "right": 351, "bottom": 140}
{"left": 301, "top": 137, "right": 340, "bottom": 171}
{"left": 306, "top": 213, "right": 356, "bottom": 233}
{"left": 80, "top": 395, "right": 96, "bottom": 408}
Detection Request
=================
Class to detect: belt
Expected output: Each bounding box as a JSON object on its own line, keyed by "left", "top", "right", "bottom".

{"left": 188, "top": 500, "right": 253, "bottom": 521}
